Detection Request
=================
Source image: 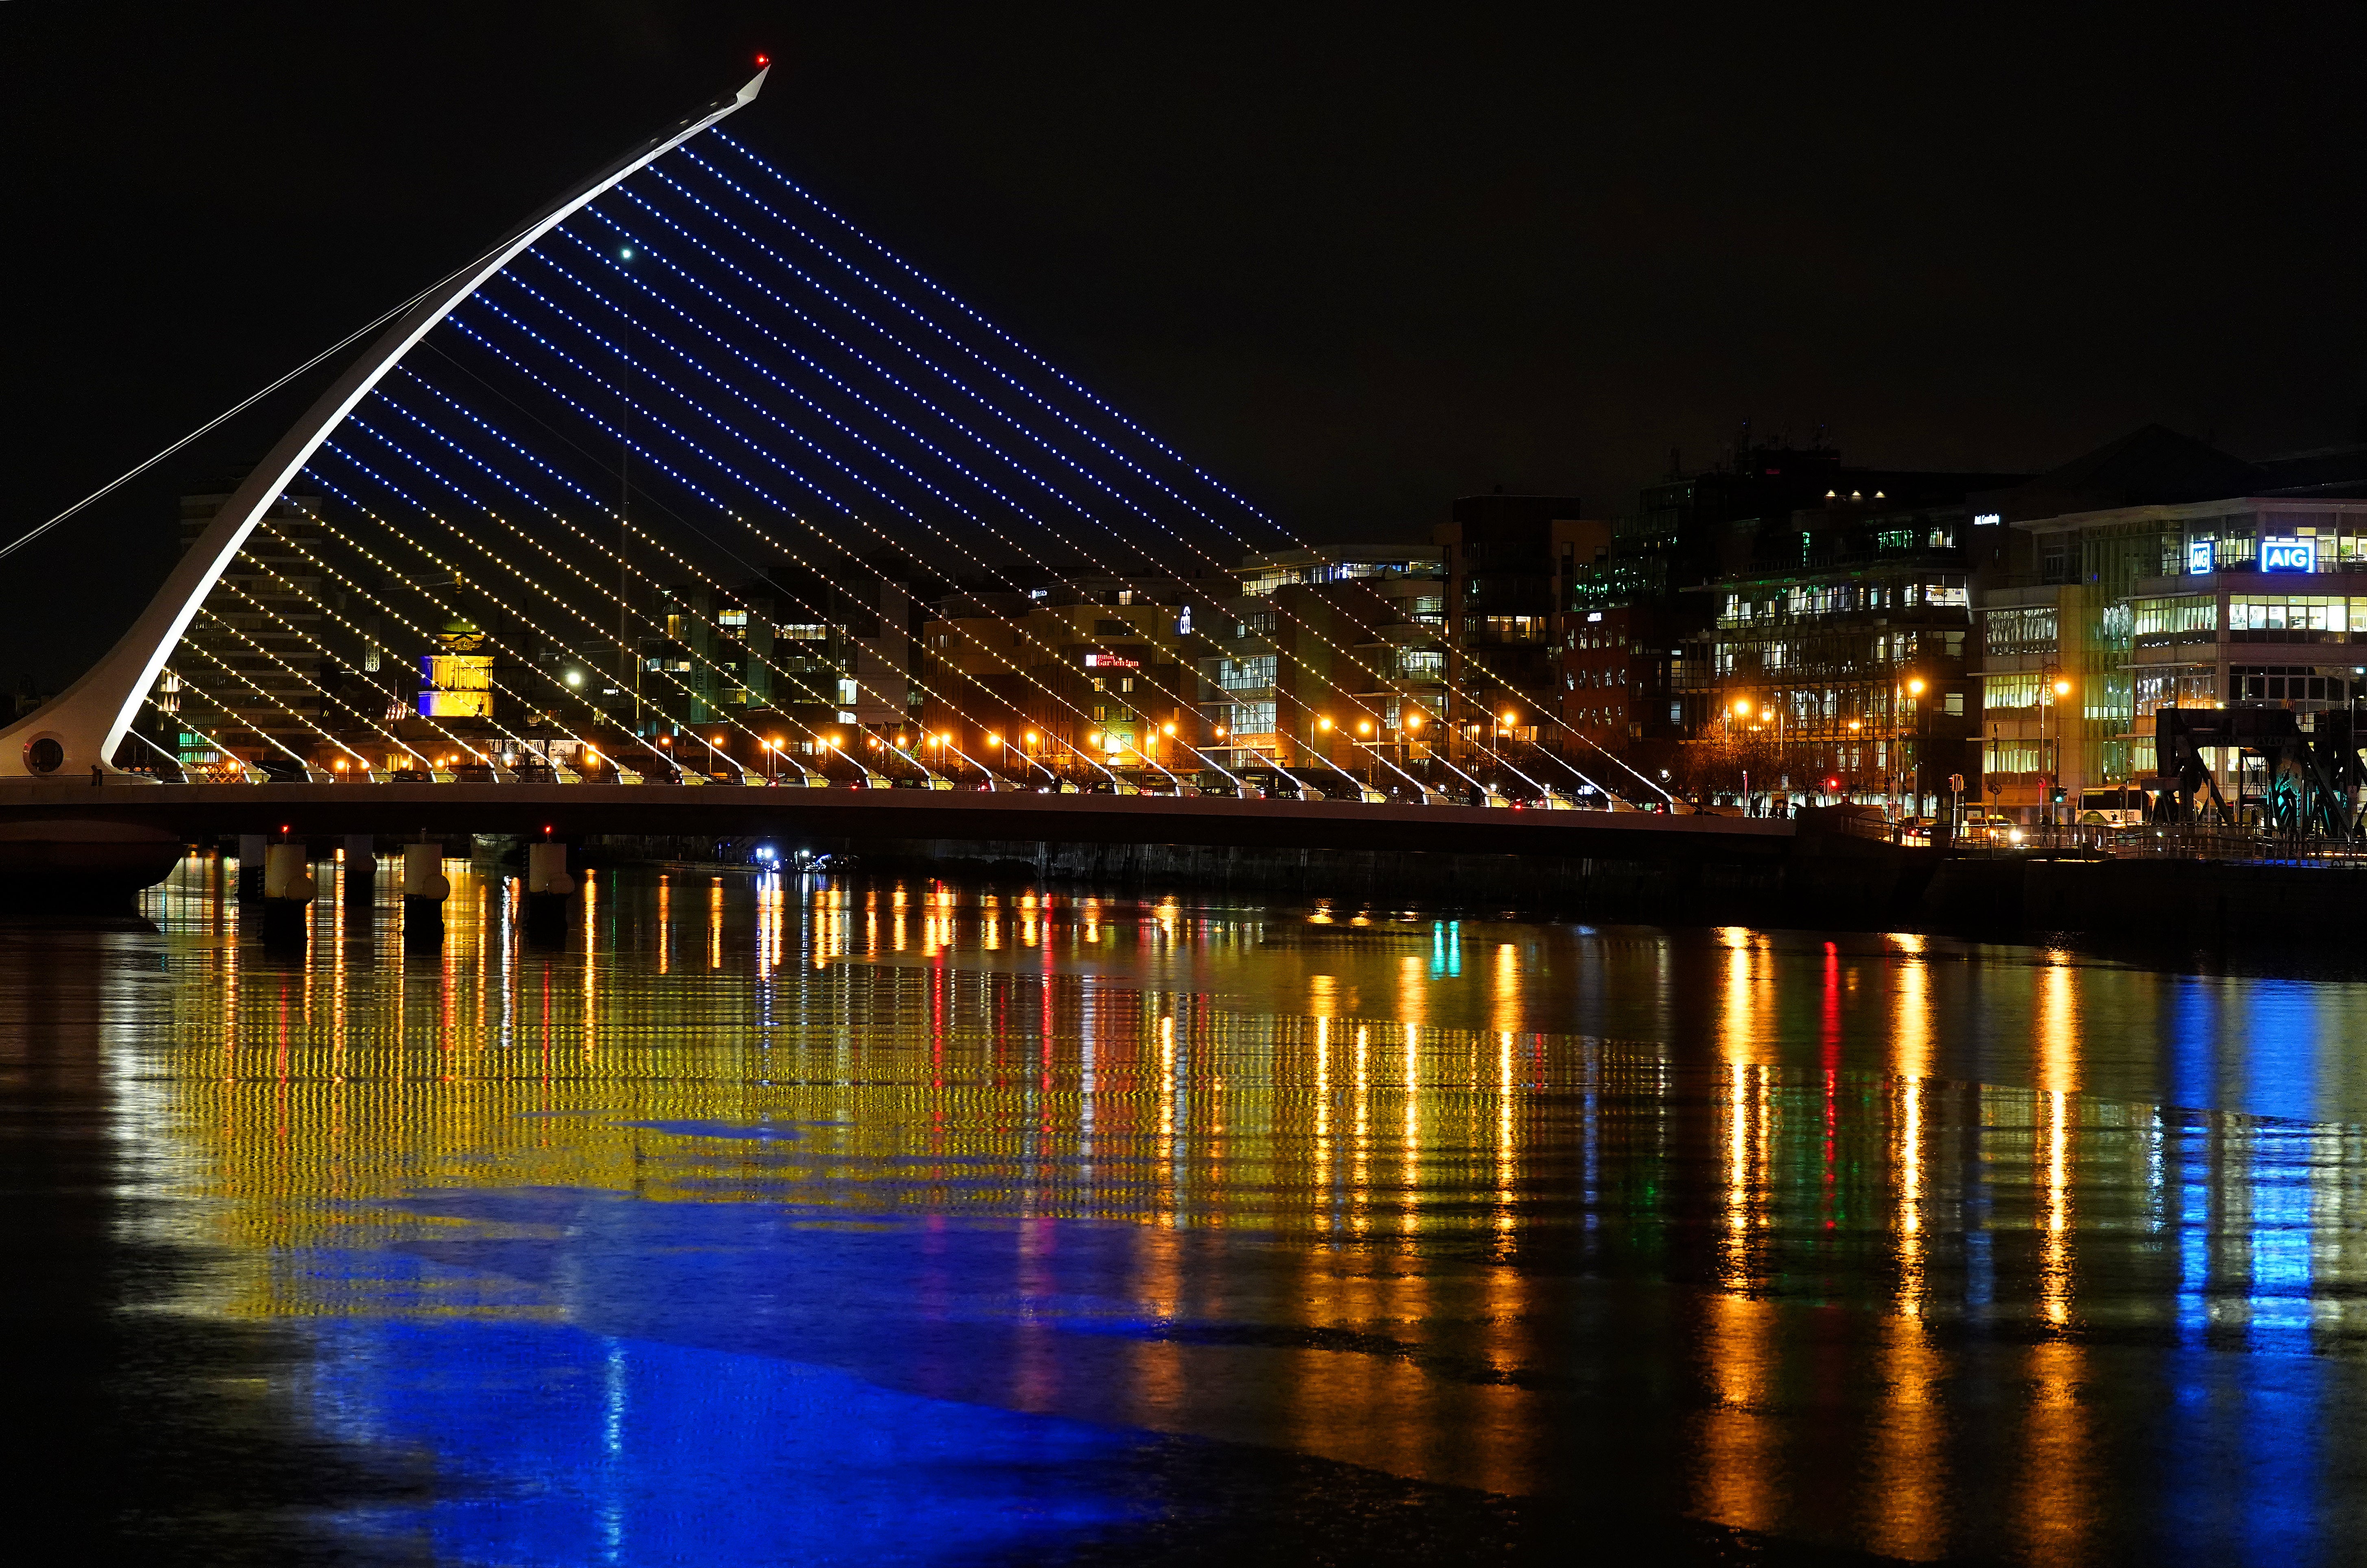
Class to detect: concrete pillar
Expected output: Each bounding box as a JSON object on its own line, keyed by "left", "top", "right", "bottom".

{"left": 402, "top": 841, "right": 450, "bottom": 952}
{"left": 343, "top": 834, "right": 377, "bottom": 904}
{"left": 401, "top": 842, "right": 450, "bottom": 900}
{"left": 262, "top": 843, "right": 315, "bottom": 901}
{"left": 260, "top": 841, "right": 314, "bottom": 945}
{"left": 236, "top": 833, "right": 267, "bottom": 900}
{"left": 526, "top": 842, "right": 575, "bottom": 896}
{"left": 524, "top": 841, "right": 575, "bottom": 941}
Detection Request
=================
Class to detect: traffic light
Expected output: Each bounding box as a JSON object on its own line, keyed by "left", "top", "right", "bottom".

{"left": 2049, "top": 785, "right": 2066, "bottom": 804}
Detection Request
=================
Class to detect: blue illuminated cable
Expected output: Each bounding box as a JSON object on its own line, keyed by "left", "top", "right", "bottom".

{"left": 392, "top": 333, "right": 1135, "bottom": 782}
{"left": 528, "top": 238, "right": 1094, "bottom": 581}
{"left": 479, "top": 259, "right": 1249, "bottom": 774}
{"left": 623, "top": 166, "right": 1569, "bottom": 794}
{"left": 693, "top": 140, "right": 1655, "bottom": 802}
{"left": 586, "top": 195, "right": 1161, "bottom": 545}
{"left": 454, "top": 256, "right": 1379, "bottom": 787}
{"left": 589, "top": 183, "right": 1466, "bottom": 768}
{"left": 635, "top": 168, "right": 1223, "bottom": 537}
{"left": 712, "top": 130, "right": 1243, "bottom": 503}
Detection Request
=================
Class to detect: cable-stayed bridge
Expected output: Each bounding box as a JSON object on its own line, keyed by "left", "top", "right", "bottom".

{"left": 0, "top": 67, "right": 1831, "bottom": 905}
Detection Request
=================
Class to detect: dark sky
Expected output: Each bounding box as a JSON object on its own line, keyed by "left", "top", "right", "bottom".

{"left": 4, "top": 2, "right": 2365, "bottom": 689}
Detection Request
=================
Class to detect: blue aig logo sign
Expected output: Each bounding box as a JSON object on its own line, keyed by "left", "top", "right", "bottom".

{"left": 2260, "top": 538, "right": 2317, "bottom": 573}
{"left": 2187, "top": 539, "right": 2214, "bottom": 575}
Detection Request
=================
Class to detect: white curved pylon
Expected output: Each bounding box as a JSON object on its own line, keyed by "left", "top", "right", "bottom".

{"left": 0, "top": 68, "right": 768, "bottom": 780}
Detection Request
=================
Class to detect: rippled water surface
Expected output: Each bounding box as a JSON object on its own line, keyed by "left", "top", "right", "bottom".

{"left": 7, "top": 853, "right": 2367, "bottom": 1565}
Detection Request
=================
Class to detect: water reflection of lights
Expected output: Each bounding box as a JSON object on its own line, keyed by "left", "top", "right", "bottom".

{"left": 90, "top": 863, "right": 2367, "bottom": 1562}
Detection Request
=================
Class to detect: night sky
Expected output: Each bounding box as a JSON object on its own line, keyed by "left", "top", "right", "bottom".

{"left": 4, "top": 2, "right": 2364, "bottom": 689}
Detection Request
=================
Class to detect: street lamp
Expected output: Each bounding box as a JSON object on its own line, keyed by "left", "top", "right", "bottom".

{"left": 2041, "top": 670, "right": 2074, "bottom": 827}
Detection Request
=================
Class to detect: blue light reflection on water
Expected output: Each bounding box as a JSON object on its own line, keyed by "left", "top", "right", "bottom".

{"left": 305, "top": 1199, "right": 1168, "bottom": 1567}
{"left": 315, "top": 1312, "right": 1145, "bottom": 1567}
{"left": 95, "top": 864, "right": 2367, "bottom": 1561}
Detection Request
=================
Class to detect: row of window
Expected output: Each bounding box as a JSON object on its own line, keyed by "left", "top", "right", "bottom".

{"left": 1721, "top": 580, "right": 1969, "bottom": 626}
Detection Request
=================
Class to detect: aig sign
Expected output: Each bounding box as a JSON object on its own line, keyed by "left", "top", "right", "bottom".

{"left": 2187, "top": 539, "right": 2214, "bottom": 574}
{"left": 2260, "top": 537, "right": 2318, "bottom": 573}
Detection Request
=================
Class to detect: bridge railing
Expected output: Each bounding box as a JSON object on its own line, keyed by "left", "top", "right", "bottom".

{"left": 2005, "top": 822, "right": 2367, "bottom": 866}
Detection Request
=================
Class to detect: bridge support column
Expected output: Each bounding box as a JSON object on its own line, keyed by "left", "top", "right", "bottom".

{"left": 343, "top": 834, "right": 377, "bottom": 905}
{"left": 524, "top": 840, "right": 575, "bottom": 942}
{"left": 260, "top": 841, "right": 314, "bottom": 946}
{"left": 236, "top": 833, "right": 268, "bottom": 901}
{"left": 402, "top": 841, "right": 450, "bottom": 953}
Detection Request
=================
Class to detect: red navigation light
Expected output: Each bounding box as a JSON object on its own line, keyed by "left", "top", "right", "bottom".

{"left": 755, "top": 54, "right": 770, "bottom": 68}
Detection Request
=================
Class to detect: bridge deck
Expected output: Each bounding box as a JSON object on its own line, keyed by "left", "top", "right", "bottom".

{"left": 0, "top": 781, "right": 1794, "bottom": 859}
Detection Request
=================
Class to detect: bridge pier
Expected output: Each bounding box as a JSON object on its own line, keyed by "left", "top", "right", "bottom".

{"left": 260, "top": 841, "right": 314, "bottom": 946}
{"left": 402, "top": 842, "right": 449, "bottom": 953}
{"left": 236, "top": 833, "right": 268, "bottom": 901}
{"left": 343, "top": 834, "right": 377, "bottom": 905}
{"left": 524, "top": 840, "right": 575, "bottom": 941}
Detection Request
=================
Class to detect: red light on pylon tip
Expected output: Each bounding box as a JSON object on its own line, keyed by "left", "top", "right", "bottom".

{"left": 755, "top": 54, "right": 770, "bottom": 67}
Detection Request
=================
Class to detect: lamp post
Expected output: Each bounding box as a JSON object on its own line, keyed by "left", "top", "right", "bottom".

{"left": 1728, "top": 696, "right": 1751, "bottom": 812}
{"left": 1905, "top": 676, "right": 1926, "bottom": 825}
{"left": 2039, "top": 665, "right": 2071, "bottom": 828}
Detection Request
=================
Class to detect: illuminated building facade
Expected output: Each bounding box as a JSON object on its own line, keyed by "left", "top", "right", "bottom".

{"left": 921, "top": 578, "right": 1226, "bottom": 775}
{"left": 1691, "top": 498, "right": 1998, "bottom": 812}
{"left": 1437, "top": 496, "right": 1603, "bottom": 757}
{"left": 1970, "top": 426, "right": 2367, "bottom": 818}
{"left": 1571, "top": 441, "right": 2020, "bottom": 799}
{"left": 416, "top": 617, "right": 493, "bottom": 719}
{"left": 1198, "top": 547, "right": 1445, "bottom": 773}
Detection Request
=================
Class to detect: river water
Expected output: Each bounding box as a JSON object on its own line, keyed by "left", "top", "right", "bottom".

{"left": 4, "top": 854, "right": 2363, "bottom": 1565}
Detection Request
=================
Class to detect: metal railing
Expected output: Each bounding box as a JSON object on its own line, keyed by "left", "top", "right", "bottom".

{"left": 1987, "top": 821, "right": 2367, "bottom": 865}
